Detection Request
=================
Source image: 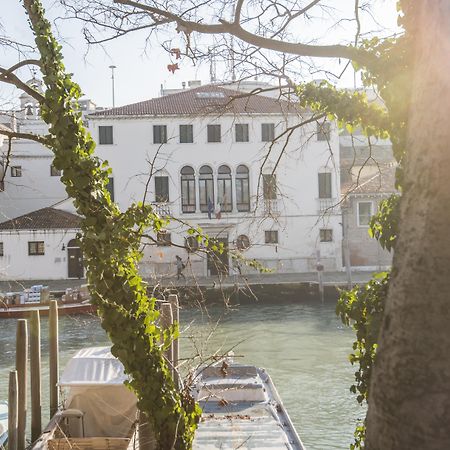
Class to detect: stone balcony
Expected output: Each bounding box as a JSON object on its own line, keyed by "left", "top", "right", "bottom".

{"left": 151, "top": 202, "right": 172, "bottom": 217}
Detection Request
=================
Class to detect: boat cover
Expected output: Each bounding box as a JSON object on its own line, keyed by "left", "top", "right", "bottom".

{"left": 59, "top": 347, "right": 127, "bottom": 386}
{"left": 59, "top": 347, "right": 137, "bottom": 438}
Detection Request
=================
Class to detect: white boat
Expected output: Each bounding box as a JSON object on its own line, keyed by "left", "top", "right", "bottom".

{"left": 32, "top": 347, "right": 305, "bottom": 449}
{"left": 32, "top": 347, "right": 138, "bottom": 450}
{"left": 191, "top": 360, "right": 306, "bottom": 449}
{"left": 0, "top": 401, "right": 7, "bottom": 448}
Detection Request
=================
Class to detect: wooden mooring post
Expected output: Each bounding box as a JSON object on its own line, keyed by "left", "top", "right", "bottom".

{"left": 30, "top": 310, "right": 42, "bottom": 441}
{"left": 15, "top": 319, "right": 28, "bottom": 450}
{"left": 49, "top": 300, "right": 59, "bottom": 417}
{"left": 8, "top": 370, "right": 18, "bottom": 450}
{"left": 160, "top": 302, "right": 174, "bottom": 377}
{"left": 168, "top": 294, "right": 180, "bottom": 386}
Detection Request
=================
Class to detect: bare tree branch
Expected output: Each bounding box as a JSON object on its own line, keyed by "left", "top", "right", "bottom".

{"left": 0, "top": 66, "right": 45, "bottom": 103}
{"left": 112, "top": 0, "right": 379, "bottom": 68}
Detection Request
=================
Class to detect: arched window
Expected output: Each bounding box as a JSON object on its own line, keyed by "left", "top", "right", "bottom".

{"left": 236, "top": 165, "right": 250, "bottom": 212}
{"left": 217, "top": 165, "right": 232, "bottom": 212}
{"left": 180, "top": 166, "right": 196, "bottom": 213}
{"left": 199, "top": 165, "right": 214, "bottom": 213}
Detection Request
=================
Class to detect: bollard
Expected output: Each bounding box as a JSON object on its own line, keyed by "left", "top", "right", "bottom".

{"left": 49, "top": 300, "right": 59, "bottom": 417}
{"left": 8, "top": 371, "right": 18, "bottom": 450}
{"left": 15, "top": 319, "right": 28, "bottom": 450}
{"left": 168, "top": 294, "right": 180, "bottom": 386}
{"left": 30, "top": 310, "right": 42, "bottom": 441}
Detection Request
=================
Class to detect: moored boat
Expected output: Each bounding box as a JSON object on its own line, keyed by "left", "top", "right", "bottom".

{"left": 32, "top": 347, "right": 138, "bottom": 450}
{"left": 0, "top": 300, "right": 95, "bottom": 319}
{"left": 191, "top": 360, "right": 305, "bottom": 449}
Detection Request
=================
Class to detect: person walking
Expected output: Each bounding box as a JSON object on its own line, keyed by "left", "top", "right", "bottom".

{"left": 175, "top": 255, "right": 186, "bottom": 281}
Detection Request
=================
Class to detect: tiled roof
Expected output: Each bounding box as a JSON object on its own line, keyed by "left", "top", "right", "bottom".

{"left": 90, "top": 84, "right": 298, "bottom": 117}
{"left": 342, "top": 165, "right": 398, "bottom": 196}
{"left": 0, "top": 207, "right": 81, "bottom": 230}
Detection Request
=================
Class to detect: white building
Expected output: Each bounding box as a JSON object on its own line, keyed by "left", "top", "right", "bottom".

{"left": 0, "top": 83, "right": 343, "bottom": 279}
{"left": 89, "top": 84, "right": 342, "bottom": 277}
{"left": 0, "top": 207, "right": 82, "bottom": 280}
{"left": 0, "top": 80, "right": 97, "bottom": 222}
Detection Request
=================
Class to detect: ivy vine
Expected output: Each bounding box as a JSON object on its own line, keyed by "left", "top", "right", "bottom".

{"left": 23, "top": 0, "right": 201, "bottom": 448}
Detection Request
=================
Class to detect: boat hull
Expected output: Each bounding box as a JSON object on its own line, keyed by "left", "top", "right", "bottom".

{"left": 0, "top": 302, "right": 96, "bottom": 319}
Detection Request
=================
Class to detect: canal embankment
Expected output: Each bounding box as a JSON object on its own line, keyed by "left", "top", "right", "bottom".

{"left": 0, "top": 270, "right": 376, "bottom": 302}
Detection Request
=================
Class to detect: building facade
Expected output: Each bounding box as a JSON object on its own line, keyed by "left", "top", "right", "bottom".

{"left": 89, "top": 84, "right": 343, "bottom": 277}
{"left": 0, "top": 83, "right": 343, "bottom": 279}
{"left": 341, "top": 165, "right": 396, "bottom": 270}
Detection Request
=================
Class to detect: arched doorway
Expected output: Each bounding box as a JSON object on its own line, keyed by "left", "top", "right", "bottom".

{"left": 67, "top": 239, "right": 84, "bottom": 279}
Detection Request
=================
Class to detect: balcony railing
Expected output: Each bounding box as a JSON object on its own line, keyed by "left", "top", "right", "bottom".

{"left": 318, "top": 198, "right": 337, "bottom": 213}
{"left": 152, "top": 202, "right": 172, "bottom": 217}
{"left": 263, "top": 199, "right": 280, "bottom": 215}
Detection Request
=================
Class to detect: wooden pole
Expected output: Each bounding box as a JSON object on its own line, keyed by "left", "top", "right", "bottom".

{"left": 15, "top": 319, "right": 28, "bottom": 450}
{"left": 160, "top": 303, "right": 174, "bottom": 377}
{"left": 30, "top": 310, "right": 42, "bottom": 441}
{"left": 167, "top": 294, "right": 180, "bottom": 386}
{"left": 8, "top": 370, "right": 18, "bottom": 450}
{"left": 49, "top": 300, "right": 59, "bottom": 417}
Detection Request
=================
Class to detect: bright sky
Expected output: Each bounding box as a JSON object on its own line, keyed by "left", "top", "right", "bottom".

{"left": 1, "top": 0, "right": 400, "bottom": 108}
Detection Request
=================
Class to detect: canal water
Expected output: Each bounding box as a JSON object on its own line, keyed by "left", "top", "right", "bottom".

{"left": 0, "top": 301, "right": 365, "bottom": 449}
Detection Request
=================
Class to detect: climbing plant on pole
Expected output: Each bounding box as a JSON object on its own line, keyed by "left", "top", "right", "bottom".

{"left": 21, "top": 0, "right": 201, "bottom": 448}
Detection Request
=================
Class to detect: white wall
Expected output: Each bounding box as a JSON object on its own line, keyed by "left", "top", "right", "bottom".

{"left": 91, "top": 111, "right": 343, "bottom": 274}
{"left": 0, "top": 229, "right": 79, "bottom": 280}
{"left": 0, "top": 132, "right": 67, "bottom": 221}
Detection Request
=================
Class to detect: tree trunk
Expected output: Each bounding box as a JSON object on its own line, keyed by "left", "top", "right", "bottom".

{"left": 366, "top": 2, "right": 450, "bottom": 449}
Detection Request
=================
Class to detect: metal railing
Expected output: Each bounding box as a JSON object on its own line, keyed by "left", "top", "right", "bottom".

{"left": 263, "top": 199, "right": 280, "bottom": 215}
{"left": 318, "top": 198, "right": 337, "bottom": 213}
{"left": 152, "top": 202, "right": 172, "bottom": 217}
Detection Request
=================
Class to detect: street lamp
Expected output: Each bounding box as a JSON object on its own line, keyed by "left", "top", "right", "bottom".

{"left": 109, "top": 65, "right": 117, "bottom": 108}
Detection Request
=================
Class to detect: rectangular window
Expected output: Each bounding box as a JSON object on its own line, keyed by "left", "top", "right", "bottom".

{"left": 0, "top": 242, "right": 3, "bottom": 256}
{"left": 207, "top": 124, "right": 221, "bottom": 143}
{"left": 263, "top": 174, "right": 277, "bottom": 200}
{"left": 179, "top": 125, "right": 193, "bottom": 143}
{"left": 28, "top": 241, "right": 45, "bottom": 255}
{"left": 318, "top": 173, "right": 332, "bottom": 199}
{"left": 50, "top": 165, "right": 62, "bottom": 177}
{"left": 317, "top": 121, "right": 331, "bottom": 141}
{"left": 265, "top": 230, "right": 278, "bottom": 244}
{"left": 106, "top": 177, "right": 114, "bottom": 202}
{"left": 155, "top": 176, "right": 169, "bottom": 202}
{"left": 153, "top": 125, "right": 168, "bottom": 144}
{"left": 261, "top": 123, "right": 275, "bottom": 142}
{"left": 320, "top": 229, "right": 333, "bottom": 242}
{"left": 156, "top": 231, "right": 171, "bottom": 246}
{"left": 358, "top": 202, "right": 373, "bottom": 226}
{"left": 99, "top": 126, "right": 113, "bottom": 145}
{"left": 11, "top": 166, "right": 22, "bottom": 177}
{"left": 235, "top": 124, "right": 249, "bottom": 142}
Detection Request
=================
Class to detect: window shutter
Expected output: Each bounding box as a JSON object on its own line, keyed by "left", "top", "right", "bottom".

{"left": 318, "top": 173, "right": 332, "bottom": 198}
{"left": 263, "top": 174, "right": 277, "bottom": 199}
{"left": 155, "top": 176, "right": 169, "bottom": 202}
